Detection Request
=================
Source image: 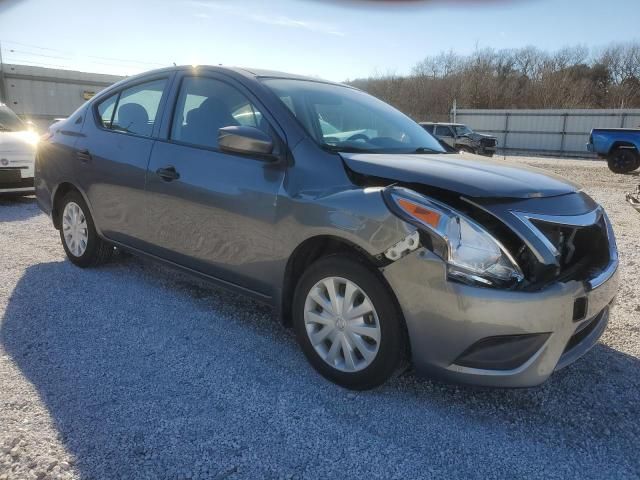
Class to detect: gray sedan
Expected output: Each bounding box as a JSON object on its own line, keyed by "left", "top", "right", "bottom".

{"left": 35, "top": 66, "right": 618, "bottom": 389}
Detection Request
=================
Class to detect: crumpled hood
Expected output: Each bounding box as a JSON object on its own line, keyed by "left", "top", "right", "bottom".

{"left": 341, "top": 152, "right": 580, "bottom": 199}
{"left": 467, "top": 132, "right": 495, "bottom": 141}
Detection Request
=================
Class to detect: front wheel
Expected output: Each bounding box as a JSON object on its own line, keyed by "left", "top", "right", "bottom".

{"left": 58, "top": 191, "right": 113, "bottom": 267}
{"left": 293, "top": 255, "right": 406, "bottom": 390}
{"left": 607, "top": 148, "right": 640, "bottom": 174}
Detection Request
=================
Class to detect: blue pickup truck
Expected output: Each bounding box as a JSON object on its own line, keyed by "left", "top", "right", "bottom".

{"left": 587, "top": 128, "right": 640, "bottom": 173}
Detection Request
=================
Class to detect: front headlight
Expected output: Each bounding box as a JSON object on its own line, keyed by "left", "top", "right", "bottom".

{"left": 384, "top": 187, "right": 523, "bottom": 287}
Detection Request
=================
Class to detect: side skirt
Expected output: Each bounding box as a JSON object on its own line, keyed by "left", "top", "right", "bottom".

{"left": 107, "top": 238, "right": 275, "bottom": 306}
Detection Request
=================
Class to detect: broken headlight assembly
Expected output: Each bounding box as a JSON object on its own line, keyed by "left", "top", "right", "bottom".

{"left": 383, "top": 187, "right": 524, "bottom": 287}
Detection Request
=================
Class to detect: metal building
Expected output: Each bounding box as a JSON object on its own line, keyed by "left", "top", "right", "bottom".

{"left": 454, "top": 109, "right": 640, "bottom": 158}
{"left": 0, "top": 63, "right": 124, "bottom": 130}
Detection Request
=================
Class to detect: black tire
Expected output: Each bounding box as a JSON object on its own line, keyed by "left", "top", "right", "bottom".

{"left": 58, "top": 190, "right": 113, "bottom": 268}
{"left": 607, "top": 148, "right": 640, "bottom": 174}
{"left": 292, "top": 255, "right": 406, "bottom": 390}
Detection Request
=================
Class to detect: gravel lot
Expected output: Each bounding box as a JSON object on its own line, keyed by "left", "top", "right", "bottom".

{"left": 1, "top": 156, "right": 639, "bottom": 480}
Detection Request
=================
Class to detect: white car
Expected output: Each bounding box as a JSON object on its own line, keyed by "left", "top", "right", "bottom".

{"left": 0, "top": 103, "right": 38, "bottom": 195}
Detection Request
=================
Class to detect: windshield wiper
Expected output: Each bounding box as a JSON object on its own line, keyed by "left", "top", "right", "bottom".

{"left": 322, "top": 144, "right": 373, "bottom": 154}
{"left": 412, "top": 147, "right": 441, "bottom": 154}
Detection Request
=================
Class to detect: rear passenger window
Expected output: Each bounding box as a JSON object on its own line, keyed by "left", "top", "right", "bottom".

{"left": 97, "top": 79, "right": 167, "bottom": 137}
{"left": 97, "top": 94, "right": 117, "bottom": 128}
{"left": 171, "top": 77, "right": 269, "bottom": 150}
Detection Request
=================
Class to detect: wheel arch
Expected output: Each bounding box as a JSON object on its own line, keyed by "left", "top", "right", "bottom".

{"left": 280, "top": 235, "right": 409, "bottom": 347}
{"left": 281, "top": 234, "right": 412, "bottom": 366}
{"left": 51, "top": 182, "right": 97, "bottom": 232}
{"left": 280, "top": 235, "right": 379, "bottom": 326}
{"left": 609, "top": 141, "right": 639, "bottom": 154}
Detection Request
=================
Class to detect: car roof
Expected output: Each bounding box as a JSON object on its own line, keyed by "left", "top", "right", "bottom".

{"left": 419, "top": 122, "right": 464, "bottom": 126}
{"left": 118, "top": 65, "right": 346, "bottom": 87}
{"left": 91, "top": 65, "right": 360, "bottom": 107}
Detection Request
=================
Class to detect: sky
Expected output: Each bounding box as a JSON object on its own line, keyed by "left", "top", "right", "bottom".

{"left": 0, "top": 0, "right": 638, "bottom": 82}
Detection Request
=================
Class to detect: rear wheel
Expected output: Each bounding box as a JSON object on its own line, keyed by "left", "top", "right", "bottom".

{"left": 607, "top": 148, "right": 640, "bottom": 174}
{"left": 58, "top": 191, "right": 113, "bottom": 267}
{"left": 293, "top": 255, "right": 406, "bottom": 390}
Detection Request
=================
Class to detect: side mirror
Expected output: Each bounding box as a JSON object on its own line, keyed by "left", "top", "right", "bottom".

{"left": 218, "top": 125, "right": 274, "bottom": 157}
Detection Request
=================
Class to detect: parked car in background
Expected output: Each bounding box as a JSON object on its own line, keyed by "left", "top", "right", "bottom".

{"left": 0, "top": 103, "right": 38, "bottom": 196}
{"left": 587, "top": 128, "right": 640, "bottom": 173}
{"left": 421, "top": 122, "right": 497, "bottom": 157}
{"left": 36, "top": 66, "right": 618, "bottom": 390}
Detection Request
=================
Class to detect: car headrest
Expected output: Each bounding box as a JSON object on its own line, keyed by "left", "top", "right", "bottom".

{"left": 117, "top": 103, "right": 149, "bottom": 133}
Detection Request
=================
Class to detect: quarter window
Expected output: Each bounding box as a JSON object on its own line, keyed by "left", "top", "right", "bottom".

{"left": 171, "top": 77, "right": 269, "bottom": 150}
{"left": 97, "top": 94, "right": 117, "bottom": 128}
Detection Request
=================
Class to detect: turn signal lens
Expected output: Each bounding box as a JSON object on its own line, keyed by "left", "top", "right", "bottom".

{"left": 384, "top": 187, "right": 524, "bottom": 286}
{"left": 396, "top": 198, "right": 441, "bottom": 228}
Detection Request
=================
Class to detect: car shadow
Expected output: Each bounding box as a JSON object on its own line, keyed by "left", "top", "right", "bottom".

{"left": 0, "top": 195, "right": 41, "bottom": 222}
{"left": 2, "top": 257, "right": 639, "bottom": 478}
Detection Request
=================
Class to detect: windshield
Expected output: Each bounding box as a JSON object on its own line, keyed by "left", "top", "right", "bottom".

{"left": 261, "top": 79, "right": 445, "bottom": 154}
{"left": 0, "top": 105, "right": 26, "bottom": 132}
{"left": 454, "top": 125, "right": 473, "bottom": 136}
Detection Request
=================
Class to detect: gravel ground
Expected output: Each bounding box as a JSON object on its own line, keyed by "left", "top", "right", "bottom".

{"left": 0, "top": 156, "right": 639, "bottom": 480}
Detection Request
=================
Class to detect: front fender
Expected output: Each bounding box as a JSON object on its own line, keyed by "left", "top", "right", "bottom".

{"left": 277, "top": 186, "right": 414, "bottom": 260}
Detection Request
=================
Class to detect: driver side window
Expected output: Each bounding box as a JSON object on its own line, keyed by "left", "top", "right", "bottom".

{"left": 435, "top": 125, "right": 454, "bottom": 137}
{"left": 171, "top": 77, "right": 268, "bottom": 150}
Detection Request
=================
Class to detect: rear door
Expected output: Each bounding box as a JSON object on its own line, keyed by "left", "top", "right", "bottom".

{"left": 144, "top": 73, "right": 286, "bottom": 295}
{"left": 75, "top": 75, "right": 172, "bottom": 247}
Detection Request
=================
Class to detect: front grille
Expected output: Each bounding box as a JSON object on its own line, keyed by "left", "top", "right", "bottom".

{"left": 530, "top": 217, "right": 610, "bottom": 281}
{"left": 0, "top": 175, "right": 33, "bottom": 189}
{"left": 480, "top": 138, "right": 497, "bottom": 148}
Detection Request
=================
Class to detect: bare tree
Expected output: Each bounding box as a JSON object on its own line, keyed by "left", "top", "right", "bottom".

{"left": 349, "top": 42, "right": 640, "bottom": 121}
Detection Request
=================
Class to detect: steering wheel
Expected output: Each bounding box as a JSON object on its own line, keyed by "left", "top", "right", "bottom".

{"left": 346, "top": 133, "right": 370, "bottom": 142}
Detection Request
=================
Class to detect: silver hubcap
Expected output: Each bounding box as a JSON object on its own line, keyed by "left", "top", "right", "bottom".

{"left": 304, "top": 276, "right": 381, "bottom": 372}
{"left": 62, "top": 202, "right": 88, "bottom": 257}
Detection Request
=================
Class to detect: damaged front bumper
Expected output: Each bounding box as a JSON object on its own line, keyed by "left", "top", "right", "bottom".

{"left": 382, "top": 248, "right": 619, "bottom": 387}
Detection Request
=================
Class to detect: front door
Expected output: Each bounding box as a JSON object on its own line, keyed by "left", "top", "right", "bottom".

{"left": 435, "top": 125, "right": 456, "bottom": 147}
{"left": 144, "top": 74, "right": 285, "bottom": 295}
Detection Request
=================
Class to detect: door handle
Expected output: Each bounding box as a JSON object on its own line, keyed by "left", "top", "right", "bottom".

{"left": 156, "top": 165, "right": 180, "bottom": 182}
{"left": 77, "top": 149, "right": 92, "bottom": 163}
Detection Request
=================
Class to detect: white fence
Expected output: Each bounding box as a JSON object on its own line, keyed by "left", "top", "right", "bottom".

{"left": 453, "top": 109, "right": 640, "bottom": 158}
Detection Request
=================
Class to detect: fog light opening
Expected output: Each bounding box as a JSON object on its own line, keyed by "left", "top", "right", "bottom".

{"left": 573, "top": 297, "right": 588, "bottom": 322}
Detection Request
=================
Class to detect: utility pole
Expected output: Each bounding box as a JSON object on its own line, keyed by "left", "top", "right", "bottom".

{"left": 0, "top": 41, "right": 7, "bottom": 104}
